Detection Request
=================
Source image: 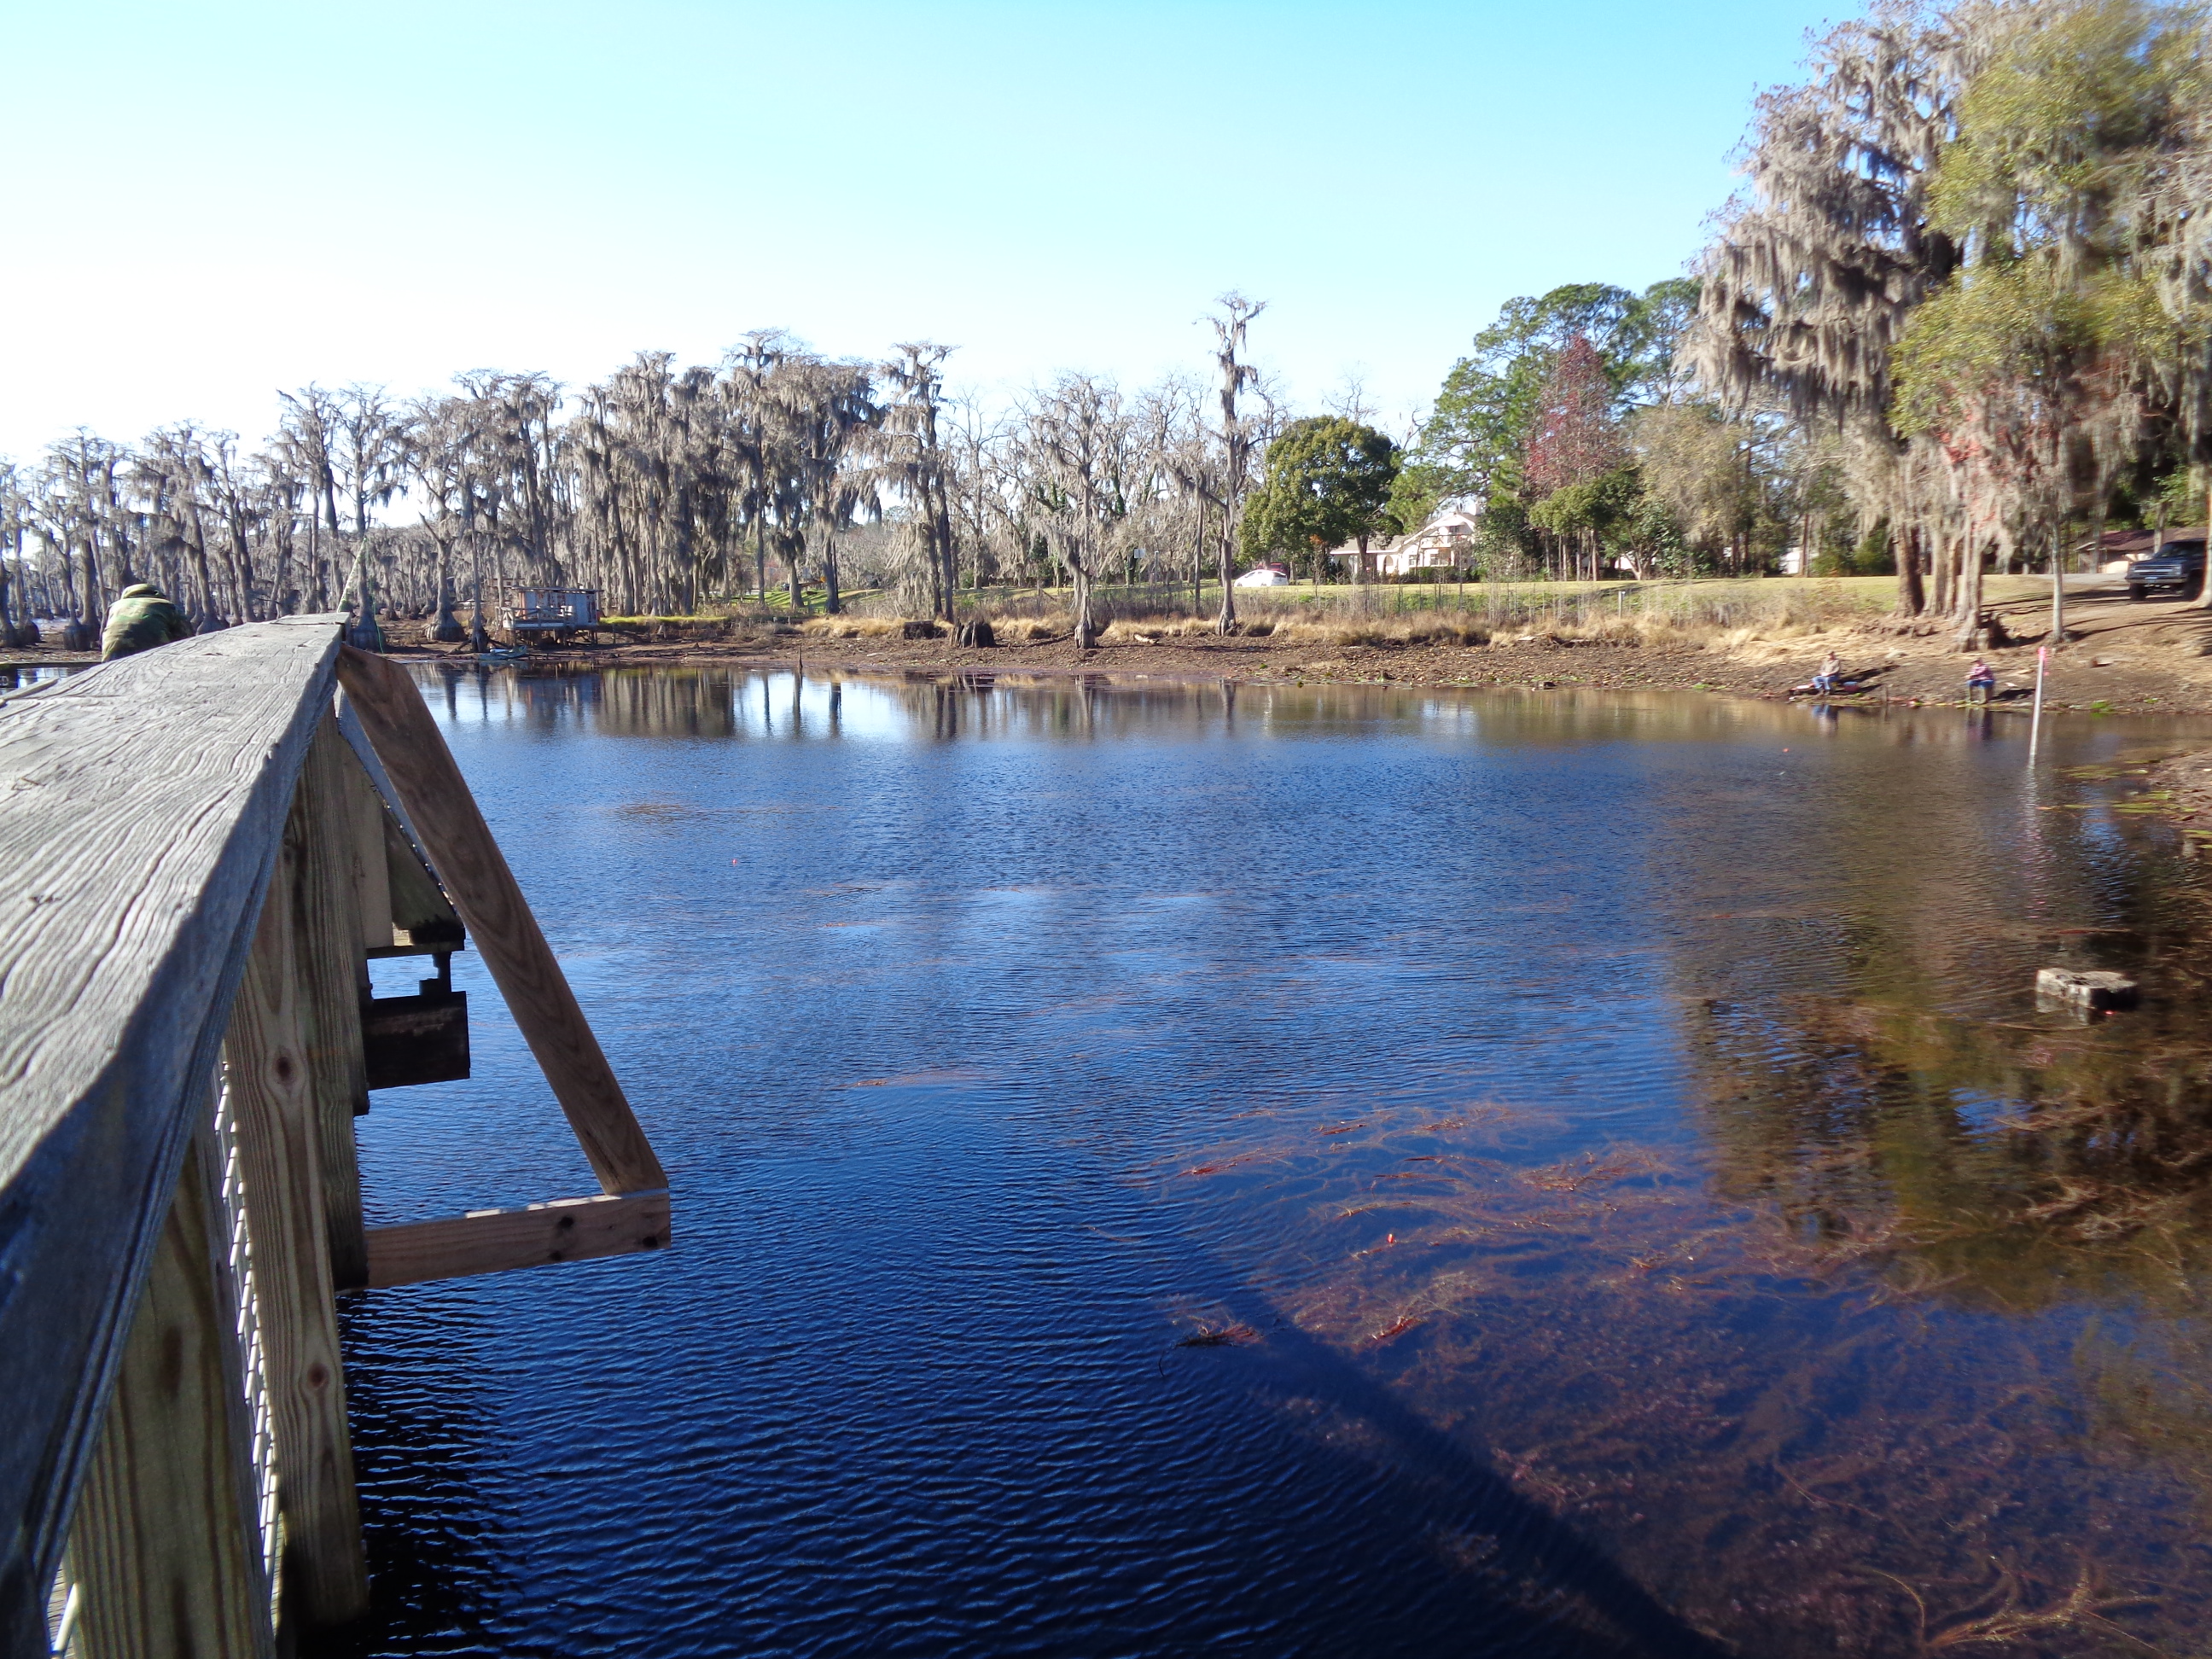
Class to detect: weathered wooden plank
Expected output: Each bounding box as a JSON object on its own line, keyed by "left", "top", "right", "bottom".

{"left": 0, "top": 618, "right": 341, "bottom": 1650}
{"left": 293, "top": 719, "right": 371, "bottom": 1285}
{"left": 224, "top": 823, "right": 368, "bottom": 1625}
{"left": 333, "top": 647, "right": 667, "bottom": 1195}
{"left": 364, "top": 1190, "right": 671, "bottom": 1289}
{"left": 336, "top": 697, "right": 468, "bottom": 958}
{"left": 67, "top": 1121, "right": 276, "bottom": 1659}
{"left": 339, "top": 748, "right": 393, "bottom": 958}
{"left": 377, "top": 811, "right": 465, "bottom": 953}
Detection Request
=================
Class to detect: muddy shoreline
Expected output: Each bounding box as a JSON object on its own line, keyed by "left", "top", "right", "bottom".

{"left": 13, "top": 578, "right": 2212, "bottom": 719}
{"left": 391, "top": 580, "right": 2212, "bottom": 718}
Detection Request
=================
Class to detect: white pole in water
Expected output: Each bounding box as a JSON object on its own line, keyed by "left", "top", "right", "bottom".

{"left": 2029, "top": 644, "right": 2048, "bottom": 764}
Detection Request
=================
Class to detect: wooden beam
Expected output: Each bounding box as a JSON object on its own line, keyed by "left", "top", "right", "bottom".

{"left": 364, "top": 1190, "right": 671, "bottom": 1289}
{"left": 335, "top": 698, "right": 466, "bottom": 953}
{"left": 376, "top": 810, "right": 464, "bottom": 953}
{"left": 334, "top": 647, "right": 667, "bottom": 1196}
{"left": 224, "top": 822, "right": 368, "bottom": 1625}
{"left": 67, "top": 1122, "right": 276, "bottom": 1659}
{"left": 338, "top": 747, "right": 392, "bottom": 958}
{"left": 0, "top": 618, "right": 340, "bottom": 1648}
{"left": 294, "top": 719, "right": 370, "bottom": 1289}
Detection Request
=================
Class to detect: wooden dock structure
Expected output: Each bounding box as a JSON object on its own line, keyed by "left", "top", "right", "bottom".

{"left": 0, "top": 620, "right": 669, "bottom": 1656}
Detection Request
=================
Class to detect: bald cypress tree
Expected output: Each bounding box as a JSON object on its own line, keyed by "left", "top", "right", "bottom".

{"left": 1208, "top": 294, "right": 1265, "bottom": 632}
{"left": 1691, "top": 3, "right": 1968, "bottom": 615}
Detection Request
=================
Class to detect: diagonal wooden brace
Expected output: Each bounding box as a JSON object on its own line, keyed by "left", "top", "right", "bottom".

{"left": 332, "top": 646, "right": 667, "bottom": 1198}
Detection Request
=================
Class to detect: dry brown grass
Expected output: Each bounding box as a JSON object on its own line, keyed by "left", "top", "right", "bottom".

{"left": 802, "top": 582, "right": 1892, "bottom": 658}
{"left": 1545, "top": 615, "right": 1650, "bottom": 646}
{"left": 1262, "top": 615, "right": 1492, "bottom": 648}
{"left": 1097, "top": 615, "right": 1222, "bottom": 643}
{"left": 797, "top": 615, "right": 908, "bottom": 639}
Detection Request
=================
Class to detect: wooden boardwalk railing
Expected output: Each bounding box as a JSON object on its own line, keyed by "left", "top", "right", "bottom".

{"left": 0, "top": 620, "right": 669, "bottom": 1657}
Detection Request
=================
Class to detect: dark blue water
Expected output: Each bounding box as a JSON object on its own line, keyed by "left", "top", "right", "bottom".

{"left": 326, "top": 671, "right": 2212, "bottom": 1657}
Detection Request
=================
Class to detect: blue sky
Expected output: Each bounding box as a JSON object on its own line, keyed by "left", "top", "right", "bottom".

{"left": 0, "top": 1, "right": 1848, "bottom": 457}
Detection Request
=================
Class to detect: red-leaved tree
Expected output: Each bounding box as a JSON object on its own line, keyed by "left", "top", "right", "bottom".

{"left": 1524, "top": 335, "right": 1626, "bottom": 579}
{"left": 1524, "top": 335, "right": 1622, "bottom": 496}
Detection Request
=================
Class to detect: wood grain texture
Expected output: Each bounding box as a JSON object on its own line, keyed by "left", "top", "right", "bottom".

{"left": 339, "top": 752, "right": 392, "bottom": 957}
{"left": 224, "top": 826, "right": 368, "bottom": 1625}
{"left": 333, "top": 647, "right": 667, "bottom": 1195}
{"left": 378, "top": 812, "right": 464, "bottom": 952}
{"left": 335, "top": 697, "right": 466, "bottom": 954}
{"left": 68, "top": 1122, "right": 276, "bottom": 1659}
{"left": 293, "top": 720, "right": 370, "bottom": 1287}
{"left": 364, "top": 1190, "right": 671, "bottom": 1289}
{"left": 0, "top": 618, "right": 340, "bottom": 1650}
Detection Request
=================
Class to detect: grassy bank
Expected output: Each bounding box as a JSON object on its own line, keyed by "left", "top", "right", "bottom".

{"left": 795, "top": 575, "right": 1941, "bottom": 650}
{"left": 597, "top": 575, "right": 2079, "bottom": 655}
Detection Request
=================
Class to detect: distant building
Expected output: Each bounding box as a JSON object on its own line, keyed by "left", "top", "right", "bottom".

{"left": 2087, "top": 527, "right": 2205, "bottom": 573}
{"left": 1329, "top": 506, "right": 1481, "bottom": 578}
{"left": 499, "top": 586, "right": 601, "bottom": 643}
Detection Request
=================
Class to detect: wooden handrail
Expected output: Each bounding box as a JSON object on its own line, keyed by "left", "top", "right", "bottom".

{"left": 2, "top": 628, "right": 670, "bottom": 1653}
{"left": 0, "top": 619, "right": 342, "bottom": 1650}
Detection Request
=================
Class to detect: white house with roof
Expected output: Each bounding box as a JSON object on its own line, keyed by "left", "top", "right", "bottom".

{"left": 1330, "top": 506, "right": 1481, "bottom": 578}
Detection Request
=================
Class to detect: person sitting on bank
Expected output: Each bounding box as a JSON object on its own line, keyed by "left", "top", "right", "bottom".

{"left": 1967, "top": 657, "right": 1998, "bottom": 704}
{"left": 1812, "top": 651, "right": 1843, "bottom": 694}
{"left": 100, "top": 582, "right": 195, "bottom": 661}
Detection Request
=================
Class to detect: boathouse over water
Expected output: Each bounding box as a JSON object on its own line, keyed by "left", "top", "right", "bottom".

{"left": 0, "top": 619, "right": 669, "bottom": 1656}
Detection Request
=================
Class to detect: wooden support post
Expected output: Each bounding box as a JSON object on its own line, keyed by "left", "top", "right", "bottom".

{"left": 339, "top": 750, "right": 393, "bottom": 958}
{"left": 67, "top": 1122, "right": 275, "bottom": 1659}
{"left": 224, "top": 815, "right": 370, "bottom": 1624}
{"left": 335, "top": 648, "right": 667, "bottom": 1196}
{"left": 294, "top": 718, "right": 372, "bottom": 1288}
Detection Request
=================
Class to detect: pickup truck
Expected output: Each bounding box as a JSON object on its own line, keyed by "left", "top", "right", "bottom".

{"left": 2128, "top": 541, "right": 2206, "bottom": 600}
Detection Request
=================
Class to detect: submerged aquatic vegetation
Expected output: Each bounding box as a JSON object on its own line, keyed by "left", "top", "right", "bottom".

{"left": 1139, "top": 896, "right": 2212, "bottom": 1655}
{"left": 1871, "top": 1563, "right": 2162, "bottom": 1654}
{"left": 1173, "top": 1322, "right": 1260, "bottom": 1349}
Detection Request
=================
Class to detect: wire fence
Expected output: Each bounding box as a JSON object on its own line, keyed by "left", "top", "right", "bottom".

{"left": 839, "top": 578, "right": 1898, "bottom": 638}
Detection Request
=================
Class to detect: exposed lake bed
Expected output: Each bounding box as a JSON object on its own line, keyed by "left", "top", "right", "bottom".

{"left": 326, "top": 667, "right": 2212, "bottom": 1658}
{"left": 347, "top": 575, "right": 2212, "bottom": 722}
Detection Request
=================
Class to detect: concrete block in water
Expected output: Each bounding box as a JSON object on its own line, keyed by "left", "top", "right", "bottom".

{"left": 2036, "top": 968, "right": 2139, "bottom": 1010}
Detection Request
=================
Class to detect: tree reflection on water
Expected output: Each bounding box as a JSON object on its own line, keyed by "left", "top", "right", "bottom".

{"left": 430, "top": 665, "right": 2212, "bottom": 1655}
{"left": 1150, "top": 728, "right": 2212, "bottom": 1655}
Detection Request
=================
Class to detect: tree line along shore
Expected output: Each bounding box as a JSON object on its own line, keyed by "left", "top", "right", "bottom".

{"left": 7, "top": 1, "right": 2212, "bottom": 667}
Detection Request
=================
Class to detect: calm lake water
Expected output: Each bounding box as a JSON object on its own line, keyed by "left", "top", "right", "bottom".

{"left": 324, "top": 667, "right": 2212, "bottom": 1658}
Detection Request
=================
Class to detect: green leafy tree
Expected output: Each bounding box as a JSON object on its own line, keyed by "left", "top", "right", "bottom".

{"left": 1688, "top": 3, "right": 1964, "bottom": 614}
{"left": 1622, "top": 492, "right": 1701, "bottom": 578}
{"left": 1393, "top": 278, "right": 1697, "bottom": 542}
{"left": 1893, "top": 0, "right": 2209, "bottom": 638}
{"left": 1242, "top": 416, "right": 1400, "bottom": 581}
{"left": 1528, "top": 465, "right": 1639, "bottom": 544}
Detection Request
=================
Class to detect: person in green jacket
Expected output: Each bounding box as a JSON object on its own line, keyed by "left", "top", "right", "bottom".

{"left": 100, "top": 582, "right": 195, "bottom": 661}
